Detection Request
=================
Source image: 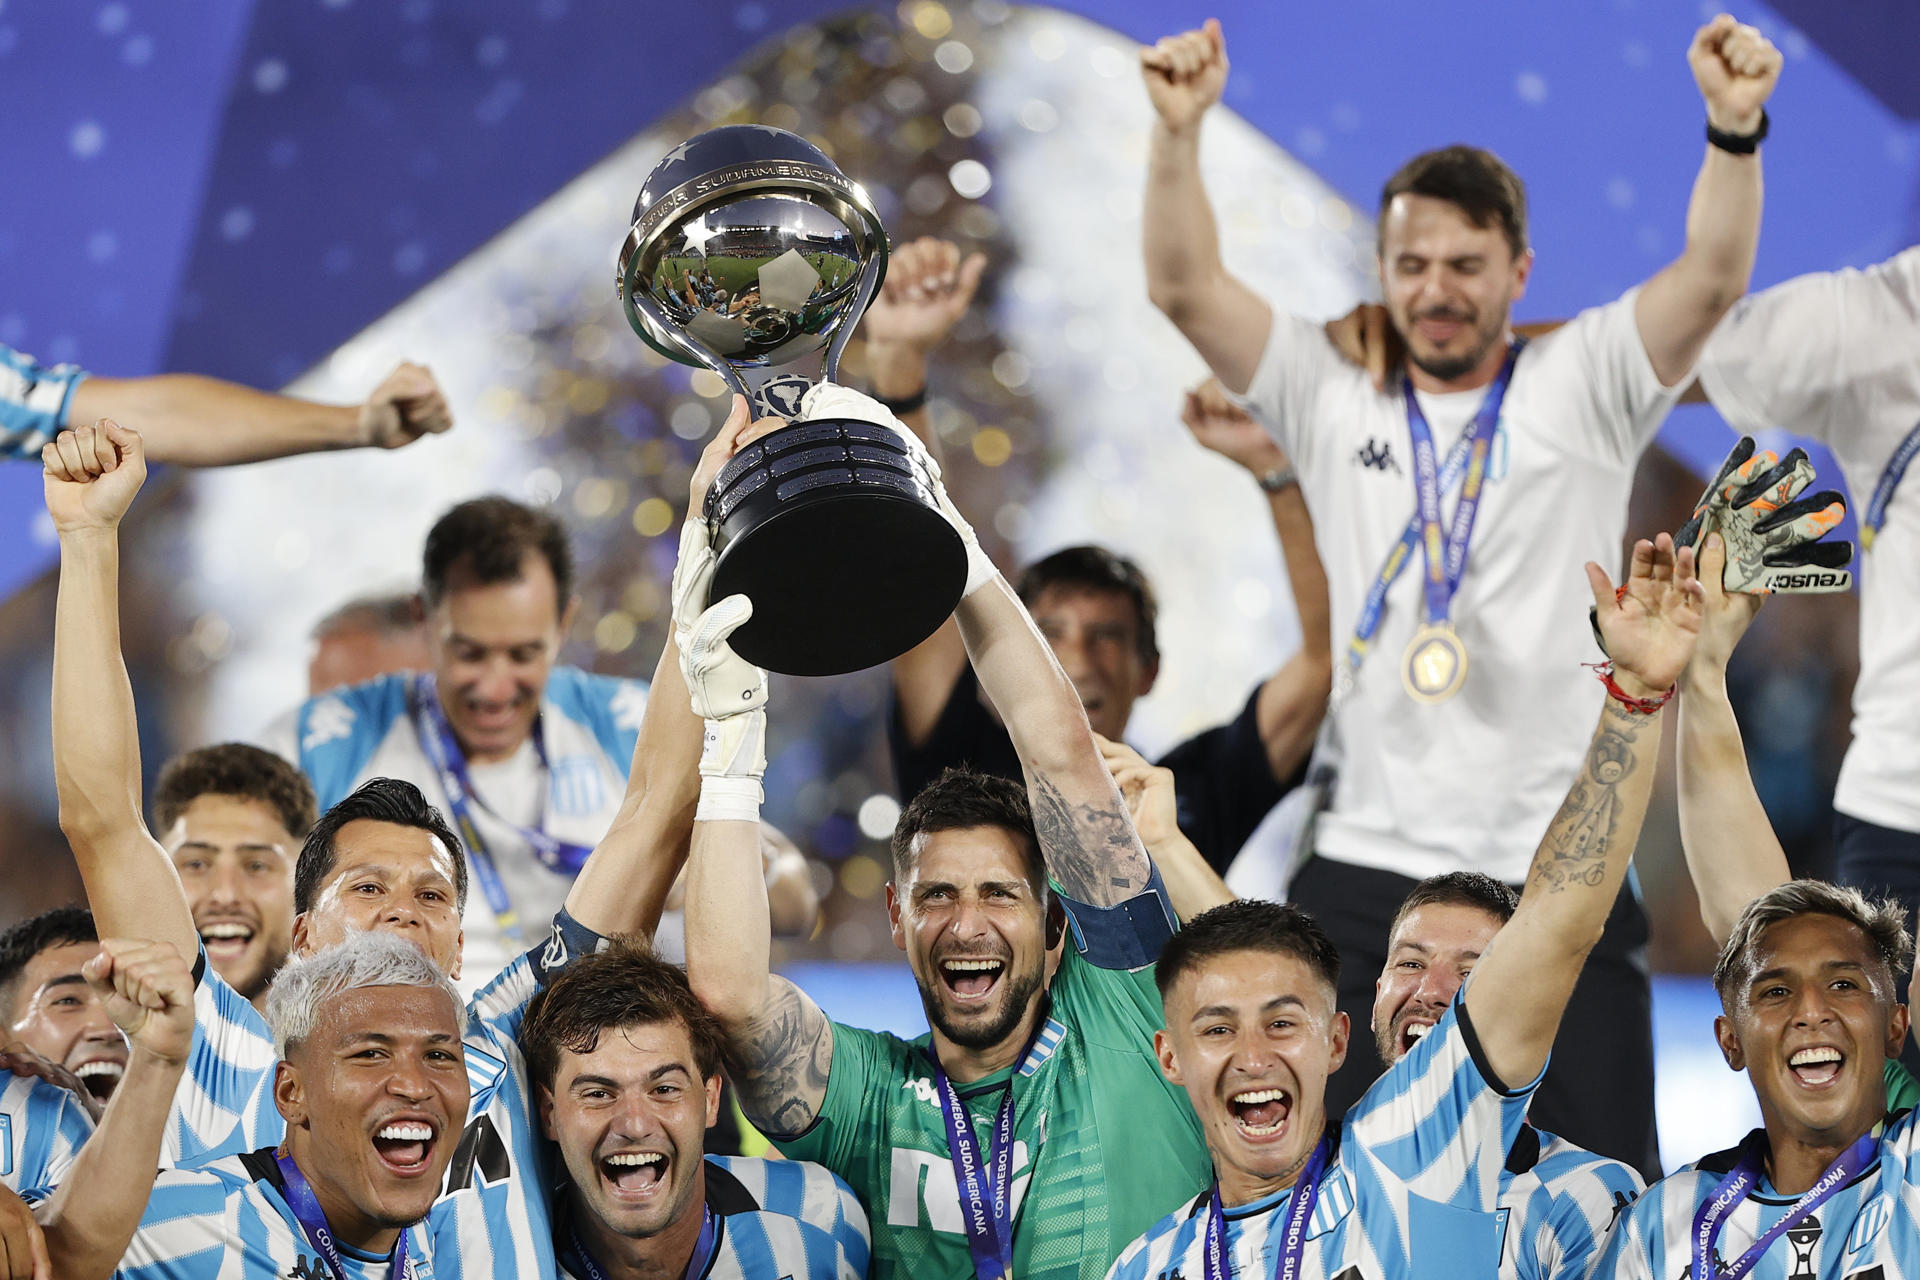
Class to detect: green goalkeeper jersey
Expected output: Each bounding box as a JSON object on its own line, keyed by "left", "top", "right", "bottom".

{"left": 777, "top": 946, "right": 1211, "bottom": 1280}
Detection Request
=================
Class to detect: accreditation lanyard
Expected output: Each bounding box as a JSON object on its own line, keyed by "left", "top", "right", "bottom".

{"left": 1689, "top": 1131, "right": 1877, "bottom": 1280}
{"left": 277, "top": 1151, "right": 410, "bottom": 1279}
{"left": 1337, "top": 342, "right": 1524, "bottom": 686}
{"left": 1202, "top": 1137, "right": 1329, "bottom": 1280}
{"left": 929, "top": 1035, "right": 1039, "bottom": 1280}
{"left": 1862, "top": 418, "right": 1920, "bottom": 551}
{"left": 407, "top": 673, "right": 596, "bottom": 945}
{"left": 569, "top": 1204, "right": 717, "bottom": 1280}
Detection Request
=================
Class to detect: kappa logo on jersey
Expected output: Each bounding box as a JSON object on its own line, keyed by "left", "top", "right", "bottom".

{"left": 1609, "top": 1188, "right": 1635, "bottom": 1229}
{"left": 445, "top": 1113, "right": 512, "bottom": 1191}
{"left": 289, "top": 1255, "right": 327, "bottom": 1280}
{"left": 1355, "top": 438, "right": 1401, "bottom": 473}
{"left": 887, "top": 1139, "right": 1034, "bottom": 1233}
{"left": 301, "top": 696, "right": 357, "bottom": 751}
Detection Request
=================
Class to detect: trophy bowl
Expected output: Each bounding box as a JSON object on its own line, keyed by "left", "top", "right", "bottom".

{"left": 616, "top": 126, "right": 966, "bottom": 677}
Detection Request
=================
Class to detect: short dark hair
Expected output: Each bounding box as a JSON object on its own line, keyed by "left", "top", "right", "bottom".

{"left": 293, "top": 779, "right": 468, "bottom": 915}
{"left": 1388, "top": 872, "right": 1517, "bottom": 945}
{"left": 154, "top": 743, "right": 319, "bottom": 841}
{"left": 521, "top": 936, "right": 728, "bottom": 1088}
{"left": 1714, "top": 880, "right": 1914, "bottom": 1006}
{"left": 0, "top": 906, "right": 97, "bottom": 1011}
{"left": 1156, "top": 899, "right": 1341, "bottom": 1004}
{"left": 891, "top": 769, "right": 1048, "bottom": 907}
{"left": 1015, "top": 545, "right": 1159, "bottom": 666}
{"left": 311, "top": 591, "right": 423, "bottom": 641}
{"left": 1379, "top": 145, "right": 1529, "bottom": 261}
{"left": 421, "top": 496, "right": 573, "bottom": 609}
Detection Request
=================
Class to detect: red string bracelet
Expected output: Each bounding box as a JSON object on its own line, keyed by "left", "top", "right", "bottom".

{"left": 1583, "top": 661, "right": 1676, "bottom": 714}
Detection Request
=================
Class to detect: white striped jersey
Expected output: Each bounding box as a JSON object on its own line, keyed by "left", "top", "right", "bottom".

{"left": 556, "top": 1156, "right": 871, "bottom": 1280}
{"left": 163, "top": 944, "right": 561, "bottom": 1277}
{"left": 0, "top": 343, "right": 85, "bottom": 459}
{"left": 1497, "top": 1124, "right": 1643, "bottom": 1280}
{"left": 0, "top": 1074, "right": 93, "bottom": 1193}
{"left": 1105, "top": 1000, "right": 1535, "bottom": 1280}
{"left": 74, "top": 1146, "right": 508, "bottom": 1280}
{"left": 1600, "top": 1108, "right": 1920, "bottom": 1280}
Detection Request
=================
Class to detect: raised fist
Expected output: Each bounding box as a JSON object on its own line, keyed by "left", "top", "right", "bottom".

{"left": 83, "top": 939, "right": 194, "bottom": 1068}
{"left": 42, "top": 418, "right": 146, "bottom": 534}
{"left": 1182, "top": 378, "right": 1287, "bottom": 476}
{"left": 358, "top": 360, "right": 453, "bottom": 449}
{"left": 1689, "top": 14, "right": 1781, "bottom": 135}
{"left": 1141, "top": 19, "right": 1228, "bottom": 133}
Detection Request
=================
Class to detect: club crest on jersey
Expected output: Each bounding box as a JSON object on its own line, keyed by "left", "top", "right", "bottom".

{"left": 1849, "top": 1196, "right": 1891, "bottom": 1254}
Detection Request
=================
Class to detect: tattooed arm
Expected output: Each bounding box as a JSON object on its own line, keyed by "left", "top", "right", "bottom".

{"left": 1464, "top": 535, "right": 1704, "bottom": 1090}
{"left": 954, "top": 577, "right": 1154, "bottom": 908}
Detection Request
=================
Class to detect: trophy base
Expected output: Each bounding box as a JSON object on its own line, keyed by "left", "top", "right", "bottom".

{"left": 706, "top": 418, "right": 968, "bottom": 676}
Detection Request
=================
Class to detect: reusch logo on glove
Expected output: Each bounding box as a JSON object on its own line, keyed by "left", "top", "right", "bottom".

{"left": 1771, "top": 571, "right": 1851, "bottom": 590}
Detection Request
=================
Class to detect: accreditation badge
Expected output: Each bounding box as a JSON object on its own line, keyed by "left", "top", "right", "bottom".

{"left": 1402, "top": 623, "right": 1468, "bottom": 703}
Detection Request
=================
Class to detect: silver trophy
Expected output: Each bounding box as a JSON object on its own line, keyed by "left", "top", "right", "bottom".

{"left": 617, "top": 124, "right": 965, "bottom": 677}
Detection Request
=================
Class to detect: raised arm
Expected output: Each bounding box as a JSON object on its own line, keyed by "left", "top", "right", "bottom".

{"left": 867, "top": 236, "right": 989, "bottom": 748}
{"left": 35, "top": 939, "right": 194, "bottom": 1280}
{"left": 1140, "top": 19, "right": 1274, "bottom": 393}
{"left": 676, "top": 406, "right": 836, "bottom": 1139}
{"left": 1465, "top": 535, "right": 1703, "bottom": 1089}
{"left": 1677, "top": 533, "right": 1787, "bottom": 945}
{"left": 1180, "top": 380, "right": 1332, "bottom": 781}
{"left": 1633, "top": 16, "right": 1780, "bottom": 386}
{"left": 45, "top": 422, "right": 198, "bottom": 962}
{"left": 67, "top": 360, "right": 451, "bottom": 466}
{"left": 1098, "top": 736, "right": 1232, "bottom": 921}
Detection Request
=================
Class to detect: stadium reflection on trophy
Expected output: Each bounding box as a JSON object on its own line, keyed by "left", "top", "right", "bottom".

{"left": 616, "top": 124, "right": 966, "bottom": 677}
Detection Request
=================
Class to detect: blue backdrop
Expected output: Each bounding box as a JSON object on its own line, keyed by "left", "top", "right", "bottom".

{"left": 0, "top": 0, "right": 1913, "bottom": 598}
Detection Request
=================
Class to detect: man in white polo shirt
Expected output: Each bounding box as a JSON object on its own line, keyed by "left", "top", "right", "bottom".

{"left": 1139, "top": 14, "right": 1781, "bottom": 1176}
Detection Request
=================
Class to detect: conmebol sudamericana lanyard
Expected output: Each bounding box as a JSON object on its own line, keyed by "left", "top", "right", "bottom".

{"left": 927, "top": 1022, "right": 1043, "bottom": 1280}
{"left": 1862, "top": 417, "right": 1920, "bottom": 552}
{"left": 277, "top": 1150, "right": 410, "bottom": 1279}
{"left": 1689, "top": 1129, "right": 1877, "bottom": 1280}
{"left": 1201, "top": 1136, "right": 1329, "bottom": 1280}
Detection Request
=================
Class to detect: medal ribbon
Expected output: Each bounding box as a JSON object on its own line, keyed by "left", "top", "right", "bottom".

{"left": 1862, "top": 417, "right": 1920, "bottom": 551}
{"left": 277, "top": 1151, "right": 410, "bottom": 1279}
{"left": 1201, "top": 1137, "right": 1329, "bottom": 1280}
{"left": 928, "top": 1029, "right": 1042, "bottom": 1280}
{"left": 569, "top": 1204, "right": 717, "bottom": 1280}
{"left": 408, "top": 673, "right": 598, "bottom": 944}
{"left": 1338, "top": 341, "right": 1524, "bottom": 684}
{"left": 1689, "top": 1130, "right": 1877, "bottom": 1280}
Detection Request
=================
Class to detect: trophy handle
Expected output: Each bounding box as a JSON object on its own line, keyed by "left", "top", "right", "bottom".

{"left": 627, "top": 289, "right": 754, "bottom": 401}
{"left": 820, "top": 249, "right": 886, "bottom": 387}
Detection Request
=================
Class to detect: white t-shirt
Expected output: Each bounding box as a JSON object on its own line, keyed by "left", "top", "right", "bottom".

{"left": 1696, "top": 248, "right": 1920, "bottom": 833}
{"left": 1242, "top": 291, "right": 1682, "bottom": 883}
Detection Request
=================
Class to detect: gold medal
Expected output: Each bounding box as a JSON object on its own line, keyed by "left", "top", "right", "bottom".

{"left": 1402, "top": 624, "right": 1468, "bottom": 703}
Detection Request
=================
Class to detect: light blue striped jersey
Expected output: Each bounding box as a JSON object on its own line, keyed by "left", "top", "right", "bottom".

{"left": 556, "top": 1156, "right": 870, "bottom": 1280}
{"left": 258, "top": 668, "right": 648, "bottom": 988}
{"left": 1497, "top": 1124, "right": 1642, "bottom": 1280}
{"left": 1104, "top": 1000, "right": 1538, "bottom": 1280}
{"left": 71, "top": 1146, "right": 502, "bottom": 1280}
{"left": 1601, "top": 1107, "right": 1920, "bottom": 1280}
{"left": 0, "top": 343, "right": 86, "bottom": 459}
{"left": 0, "top": 1074, "right": 93, "bottom": 1193}
{"left": 166, "top": 943, "right": 565, "bottom": 1276}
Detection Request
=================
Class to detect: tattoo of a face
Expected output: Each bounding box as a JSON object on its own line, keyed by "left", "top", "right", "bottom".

{"left": 1028, "top": 771, "right": 1150, "bottom": 907}
{"left": 1530, "top": 707, "right": 1647, "bottom": 894}
{"left": 725, "top": 977, "right": 833, "bottom": 1139}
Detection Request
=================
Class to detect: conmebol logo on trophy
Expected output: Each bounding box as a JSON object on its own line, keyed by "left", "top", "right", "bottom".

{"left": 617, "top": 124, "right": 966, "bottom": 677}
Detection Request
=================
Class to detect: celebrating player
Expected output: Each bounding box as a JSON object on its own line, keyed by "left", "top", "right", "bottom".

{"left": 521, "top": 937, "right": 870, "bottom": 1279}
{"left": 0, "top": 909, "right": 125, "bottom": 1109}
{"left": 1140, "top": 12, "right": 1780, "bottom": 1174}
{"left": 1104, "top": 534, "right": 1703, "bottom": 1279}
{"left": 681, "top": 392, "right": 1214, "bottom": 1278}
{"left": 43, "top": 417, "right": 716, "bottom": 1275}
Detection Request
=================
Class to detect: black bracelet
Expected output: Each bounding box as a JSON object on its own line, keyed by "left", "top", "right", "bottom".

{"left": 875, "top": 385, "right": 928, "bottom": 416}
{"left": 1707, "top": 108, "right": 1768, "bottom": 155}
